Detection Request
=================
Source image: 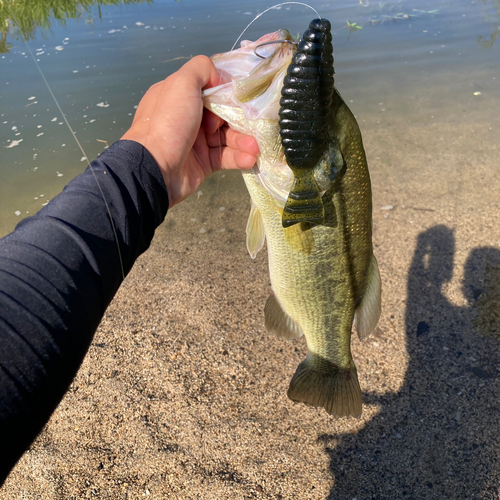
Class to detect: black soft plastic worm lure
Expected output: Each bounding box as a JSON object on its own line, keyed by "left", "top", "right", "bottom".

{"left": 279, "top": 18, "right": 334, "bottom": 228}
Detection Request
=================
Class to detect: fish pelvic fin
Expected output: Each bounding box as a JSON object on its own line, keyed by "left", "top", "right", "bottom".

{"left": 246, "top": 202, "right": 266, "bottom": 259}
{"left": 282, "top": 171, "right": 325, "bottom": 228}
{"left": 265, "top": 293, "right": 304, "bottom": 340}
{"left": 287, "top": 355, "right": 362, "bottom": 417}
{"left": 354, "top": 253, "right": 382, "bottom": 340}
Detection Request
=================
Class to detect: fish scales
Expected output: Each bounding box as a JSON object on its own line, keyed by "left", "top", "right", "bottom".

{"left": 203, "top": 21, "right": 381, "bottom": 417}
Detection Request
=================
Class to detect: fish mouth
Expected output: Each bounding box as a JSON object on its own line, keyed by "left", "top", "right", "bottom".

{"left": 203, "top": 29, "right": 300, "bottom": 203}
{"left": 209, "top": 29, "right": 295, "bottom": 82}
{"left": 205, "top": 29, "right": 296, "bottom": 116}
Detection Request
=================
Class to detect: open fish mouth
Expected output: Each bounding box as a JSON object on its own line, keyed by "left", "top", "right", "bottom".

{"left": 202, "top": 29, "right": 297, "bottom": 204}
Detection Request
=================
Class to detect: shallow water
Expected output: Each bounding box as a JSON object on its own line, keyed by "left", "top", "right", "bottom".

{"left": 1, "top": 0, "right": 498, "bottom": 238}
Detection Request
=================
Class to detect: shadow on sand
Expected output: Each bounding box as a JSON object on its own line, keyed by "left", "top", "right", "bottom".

{"left": 322, "top": 225, "right": 500, "bottom": 499}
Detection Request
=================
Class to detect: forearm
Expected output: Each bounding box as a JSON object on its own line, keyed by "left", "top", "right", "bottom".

{"left": 0, "top": 140, "right": 168, "bottom": 481}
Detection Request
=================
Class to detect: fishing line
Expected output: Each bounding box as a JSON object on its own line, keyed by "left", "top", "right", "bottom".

{"left": 229, "top": 2, "right": 320, "bottom": 53}
{"left": 8, "top": 9, "right": 126, "bottom": 281}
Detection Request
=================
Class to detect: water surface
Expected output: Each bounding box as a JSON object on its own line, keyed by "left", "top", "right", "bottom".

{"left": 1, "top": 0, "right": 498, "bottom": 237}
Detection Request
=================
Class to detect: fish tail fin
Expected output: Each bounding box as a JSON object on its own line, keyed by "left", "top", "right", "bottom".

{"left": 287, "top": 355, "right": 362, "bottom": 417}
{"left": 282, "top": 171, "right": 325, "bottom": 228}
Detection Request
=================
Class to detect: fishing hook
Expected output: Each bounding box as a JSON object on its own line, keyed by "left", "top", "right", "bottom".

{"left": 254, "top": 39, "right": 298, "bottom": 59}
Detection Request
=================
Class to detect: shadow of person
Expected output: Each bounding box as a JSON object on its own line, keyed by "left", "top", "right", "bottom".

{"left": 321, "top": 225, "right": 500, "bottom": 499}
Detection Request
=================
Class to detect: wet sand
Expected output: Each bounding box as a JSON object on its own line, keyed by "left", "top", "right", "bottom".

{"left": 1, "top": 112, "right": 500, "bottom": 499}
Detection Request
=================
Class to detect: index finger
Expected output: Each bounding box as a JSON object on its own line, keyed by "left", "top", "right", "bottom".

{"left": 178, "top": 55, "right": 227, "bottom": 91}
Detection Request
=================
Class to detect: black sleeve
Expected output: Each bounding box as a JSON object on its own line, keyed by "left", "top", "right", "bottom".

{"left": 0, "top": 140, "right": 169, "bottom": 482}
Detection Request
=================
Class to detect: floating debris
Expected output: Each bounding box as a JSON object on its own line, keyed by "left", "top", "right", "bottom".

{"left": 135, "top": 22, "right": 144, "bottom": 26}
{"left": 473, "top": 91, "right": 482, "bottom": 96}
{"left": 80, "top": 156, "right": 88, "bottom": 162}
{"left": 96, "top": 102, "right": 109, "bottom": 108}
{"left": 5, "top": 139, "right": 23, "bottom": 148}
{"left": 15, "top": 211, "right": 21, "bottom": 216}
{"left": 55, "top": 46, "right": 64, "bottom": 51}
{"left": 51, "top": 117, "right": 57, "bottom": 122}
{"left": 56, "top": 171, "right": 63, "bottom": 177}
{"left": 36, "top": 133, "right": 44, "bottom": 137}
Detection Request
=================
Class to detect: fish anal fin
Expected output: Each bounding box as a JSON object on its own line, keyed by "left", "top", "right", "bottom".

{"left": 283, "top": 221, "right": 314, "bottom": 255}
{"left": 264, "top": 293, "right": 304, "bottom": 339}
{"left": 246, "top": 203, "right": 265, "bottom": 259}
{"left": 354, "top": 253, "right": 382, "bottom": 340}
{"left": 287, "top": 355, "right": 362, "bottom": 417}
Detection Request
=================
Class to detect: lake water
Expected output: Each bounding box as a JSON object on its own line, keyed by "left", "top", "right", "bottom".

{"left": 1, "top": 0, "right": 498, "bottom": 237}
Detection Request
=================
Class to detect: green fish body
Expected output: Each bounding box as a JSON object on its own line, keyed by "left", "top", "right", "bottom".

{"left": 203, "top": 29, "right": 381, "bottom": 417}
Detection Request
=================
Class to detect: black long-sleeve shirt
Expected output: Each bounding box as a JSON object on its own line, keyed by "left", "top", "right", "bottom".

{"left": 0, "top": 140, "right": 169, "bottom": 483}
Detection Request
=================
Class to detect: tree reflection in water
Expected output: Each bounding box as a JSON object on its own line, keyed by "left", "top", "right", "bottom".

{"left": 0, "top": 0, "right": 149, "bottom": 54}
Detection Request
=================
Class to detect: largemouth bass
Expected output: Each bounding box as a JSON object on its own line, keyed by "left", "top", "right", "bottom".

{"left": 202, "top": 20, "right": 381, "bottom": 417}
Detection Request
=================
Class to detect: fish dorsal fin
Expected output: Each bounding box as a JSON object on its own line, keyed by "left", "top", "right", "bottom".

{"left": 265, "top": 293, "right": 304, "bottom": 339}
{"left": 354, "top": 253, "right": 382, "bottom": 340}
{"left": 246, "top": 202, "right": 265, "bottom": 259}
{"left": 284, "top": 221, "right": 314, "bottom": 255}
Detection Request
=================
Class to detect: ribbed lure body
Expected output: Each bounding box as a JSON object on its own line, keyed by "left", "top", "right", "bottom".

{"left": 279, "top": 18, "right": 334, "bottom": 228}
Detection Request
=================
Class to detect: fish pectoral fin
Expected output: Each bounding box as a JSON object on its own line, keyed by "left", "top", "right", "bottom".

{"left": 246, "top": 203, "right": 266, "bottom": 259}
{"left": 287, "top": 355, "right": 362, "bottom": 417}
{"left": 264, "top": 293, "right": 304, "bottom": 339}
{"left": 354, "top": 253, "right": 382, "bottom": 340}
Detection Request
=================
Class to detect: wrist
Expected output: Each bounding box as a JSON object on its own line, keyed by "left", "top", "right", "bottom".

{"left": 121, "top": 132, "right": 170, "bottom": 181}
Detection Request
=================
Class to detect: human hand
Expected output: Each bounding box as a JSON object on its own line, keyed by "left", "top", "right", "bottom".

{"left": 121, "top": 55, "right": 259, "bottom": 207}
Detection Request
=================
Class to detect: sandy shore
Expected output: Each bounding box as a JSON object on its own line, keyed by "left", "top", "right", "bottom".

{"left": 1, "top": 109, "right": 499, "bottom": 499}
